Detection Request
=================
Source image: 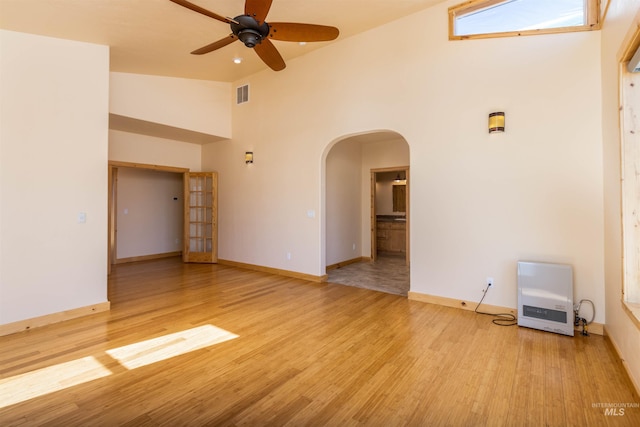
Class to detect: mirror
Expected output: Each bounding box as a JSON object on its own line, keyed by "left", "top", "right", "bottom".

{"left": 393, "top": 185, "right": 406, "bottom": 212}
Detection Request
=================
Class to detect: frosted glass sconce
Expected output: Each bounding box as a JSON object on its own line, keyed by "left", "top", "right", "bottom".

{"left": 245, "top": 152, "right": 253, "bottom": 164}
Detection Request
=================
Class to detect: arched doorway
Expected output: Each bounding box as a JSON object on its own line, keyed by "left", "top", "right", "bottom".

{"left": 323, "top": 130, "right": 410, "bottom": 296}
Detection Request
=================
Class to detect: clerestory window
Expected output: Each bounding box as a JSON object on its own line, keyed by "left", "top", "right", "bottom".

{"left": 449, "top": 0, "right": 602, "bottom": 40}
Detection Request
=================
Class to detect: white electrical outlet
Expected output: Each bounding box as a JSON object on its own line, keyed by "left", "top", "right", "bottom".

{"left": 286, "top": 252, "right": 292, "bottom": 260}
{"left": 487, "top": 277, "right": 494, "bottom": 287}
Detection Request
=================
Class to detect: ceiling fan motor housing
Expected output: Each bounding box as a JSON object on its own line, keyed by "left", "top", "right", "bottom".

{"left": 231, "top": 15, "right": 270, "bottom": 48}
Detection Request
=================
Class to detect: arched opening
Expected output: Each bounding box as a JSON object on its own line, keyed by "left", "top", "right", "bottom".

{"left": 322, "top": 130, "right": 410, "bottom": 296}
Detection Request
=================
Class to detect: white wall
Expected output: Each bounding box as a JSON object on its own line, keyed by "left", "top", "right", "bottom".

{"left": 601, "top": 1, "right": 640, "bottom": 391}
{"left": 110, "top": 72, "right": 232, "bottom": 138}
{"left": 109, "top": 129, "right": 202, "bottom": 171}
{"left": 0, "top": 30, "right": 109, "bottom": 325}
{"left": 202, "top": 0, "right": 605, "bottom": 324}
{"left": 108, "top": 71, "right": 231, "bottom": 172}
{"left": 116, "top": 168, "right": 183, "bottom": 259}
{"left": 326, "top": 140, "right": 362, "bottom": 265}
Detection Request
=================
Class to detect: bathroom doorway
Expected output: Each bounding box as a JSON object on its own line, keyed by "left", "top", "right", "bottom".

{"left": 371, "top": 167, "right": 409, "bottom": 265}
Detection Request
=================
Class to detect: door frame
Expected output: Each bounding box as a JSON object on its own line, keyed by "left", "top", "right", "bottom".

{"left": 107, "top": 161, "right": 190, "bottom": 274}
{"left": 370, "top": 166, "right": 410, "bottom": 265}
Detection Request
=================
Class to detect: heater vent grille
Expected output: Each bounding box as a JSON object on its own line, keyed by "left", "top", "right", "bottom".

{"left": 236, "top": 84, "right": 249, "bottom": 104}
{"left": 517, "top": 261, "right": 574, "bottom": 336}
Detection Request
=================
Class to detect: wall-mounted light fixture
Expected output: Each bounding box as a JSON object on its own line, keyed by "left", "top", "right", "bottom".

{"left": 489, "top": 112, "right": 505, "bottom": 133}
{"left": 245, "top": 151, "right": 253, "bottom": 164}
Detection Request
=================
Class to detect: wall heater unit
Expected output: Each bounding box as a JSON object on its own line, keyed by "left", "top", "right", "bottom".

{"left": 517, "top": 261, "right": 574, "bottom": 336}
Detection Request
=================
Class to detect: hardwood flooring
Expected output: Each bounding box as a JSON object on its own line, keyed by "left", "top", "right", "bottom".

{"left": 1, "top": 257, "right": 639, "bottom": 426}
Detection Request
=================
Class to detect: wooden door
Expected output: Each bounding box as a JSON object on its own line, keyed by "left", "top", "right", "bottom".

{"left": 371, "top": 171, "right": 377, "bottom": 261}
{"left": 183, "top": 172, "right": 218, "bottom": 263}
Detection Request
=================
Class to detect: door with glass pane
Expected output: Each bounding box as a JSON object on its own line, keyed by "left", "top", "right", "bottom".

{"left": 183, "top": 172, "right": 218, "bottom": 263}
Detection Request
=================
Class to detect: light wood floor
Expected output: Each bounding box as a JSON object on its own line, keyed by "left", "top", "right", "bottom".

{"left": 1, "top": 257, "right": 638, "bottom": 426}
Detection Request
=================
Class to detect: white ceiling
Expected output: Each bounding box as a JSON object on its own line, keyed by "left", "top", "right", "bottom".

{"left": 0, "top": 0, "right": 448, "bottom": 82}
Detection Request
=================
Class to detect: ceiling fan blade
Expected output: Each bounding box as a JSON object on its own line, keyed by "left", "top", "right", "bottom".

{"left": 191, "top": 35, "right": 237, "bottom": 55}
{"left": 268, "top": 23, "right": 339, "bottom": 42}
{"left": 245, "top": 0, "right": 273, "bottom": 23}
{"left": 254, "top": 38, "right": 285, "bottom": 71}
{"left": 170, "top": 0, "right": 232, "bottom": 24}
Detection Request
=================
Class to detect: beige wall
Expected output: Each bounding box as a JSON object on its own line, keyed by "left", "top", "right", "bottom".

{"left": 110, "top": 72, "right": 231, "bottom": 138}
{"left": 108, "top": 71, "right": 232, "bottom": 171}
{"left": 325, "top": 140, "right": 362, "bottom": 265}
{"left": 203, "top": 0, "right": 605, "bottom": 324}
{"left": 115, "top": 168, "right": 183, "bottom": 260}
{"left": 0, "top": 30, "right": 109, "bottom": 325}
{"left": 109, "top": 129, "right": 202, "bottom": 171}
{"left": 601, "top": 1, "right": 640, "bottom": 392}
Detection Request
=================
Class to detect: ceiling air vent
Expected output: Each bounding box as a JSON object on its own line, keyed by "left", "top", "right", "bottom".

{"left": 236, "top": 84, "right": 249, "bottom": 104}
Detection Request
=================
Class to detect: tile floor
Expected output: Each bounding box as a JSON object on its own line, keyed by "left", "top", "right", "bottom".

{"left": 327, "top": 252, "right": 410, "bottom": 296}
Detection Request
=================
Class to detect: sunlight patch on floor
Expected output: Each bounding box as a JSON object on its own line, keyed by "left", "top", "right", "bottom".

{"left": 0, "top": 356, "right": 111, "bottom": 408}
{"left": 0, "top": 324, "right": 238, "bottom": 409}
{"left": 106, "top": 324, "right": 239, "bottom": 369}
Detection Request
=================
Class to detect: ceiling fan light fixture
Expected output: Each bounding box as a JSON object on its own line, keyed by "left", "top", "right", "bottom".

{"left": 171, "top": 0, "right": 339, "bottom": 72}
{"left": 237, "top": 29, "right": 262, "bottom": 48}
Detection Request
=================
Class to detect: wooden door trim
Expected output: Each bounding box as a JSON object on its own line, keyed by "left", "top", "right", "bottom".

{"left": 107, "top": 165, "right": 117, "bottom": 274}
{"left": 371, "top": 171, "right": 377, "bottom": 261}
{"left": 107, "top": 161, "right": 191, "bottom": 273}
{"left": 405, "top": 168, "right": 410, "bottom": 266}
{"left": 370, "top": 166, "right": 410, "bottom": 266}
{"left": 108, "top": 160, "right": 189, "bottom": 173}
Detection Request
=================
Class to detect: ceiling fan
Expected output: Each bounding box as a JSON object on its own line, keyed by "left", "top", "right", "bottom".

{"left": 169, "top": 0, "right": 340, "bottom": 71}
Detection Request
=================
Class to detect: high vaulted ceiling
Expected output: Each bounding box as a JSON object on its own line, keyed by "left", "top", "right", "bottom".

{"left": 0, "top": 0, "right": 448, "bottom": 82}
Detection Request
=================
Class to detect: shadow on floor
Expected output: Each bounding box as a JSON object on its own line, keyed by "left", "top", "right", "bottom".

{"left": 327, "top": 253, "right": 409, "bottom": 296}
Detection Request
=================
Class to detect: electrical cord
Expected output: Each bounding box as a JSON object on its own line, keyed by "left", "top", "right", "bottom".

{"left": 575, "top": 299, "right": 595, "bottom": 324}
{"left": 574, "top": 299, "right": 595, "bottom": 336}
{"left": 474, "top": 283, "right": 517, "bottom": 326}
